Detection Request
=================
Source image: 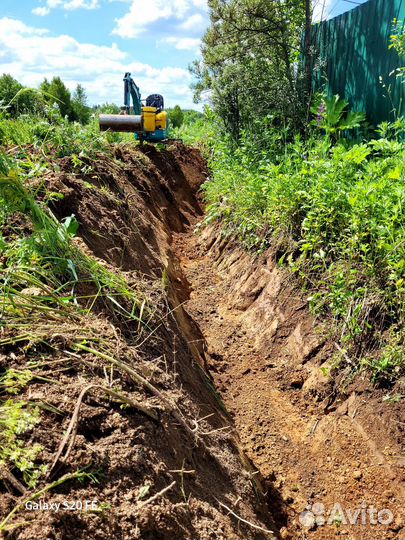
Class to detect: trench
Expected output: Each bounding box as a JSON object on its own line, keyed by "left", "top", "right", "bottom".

{"left": 44, "top": 142, "right": 405, "bottom": 540}
{"left": 163, "top": 159, "right": 405, "bottom": 540}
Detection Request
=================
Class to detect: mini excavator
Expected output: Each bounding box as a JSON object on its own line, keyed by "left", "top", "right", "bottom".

{"left": 99, "top": 73, "right": 168, "bottom": 142}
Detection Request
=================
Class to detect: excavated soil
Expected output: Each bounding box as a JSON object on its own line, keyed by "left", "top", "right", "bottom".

{"left": 2, "top": 141, "right": 405, "bottom": 540}
{"left": 173, "top": 222, "right": 405, "bottom": 540}
{"left": 0, "top": 143, "right": 276, "bottom": 540}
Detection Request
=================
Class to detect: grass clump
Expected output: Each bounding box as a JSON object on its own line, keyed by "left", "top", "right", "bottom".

{"left": 199, "top": 100, "right": 405, "bottom": 384}
{"left": 0, "top": 111, "right": 132, "bottom": 159}
{"left": 0, "top": 160, "right": 144, "bottom": 340}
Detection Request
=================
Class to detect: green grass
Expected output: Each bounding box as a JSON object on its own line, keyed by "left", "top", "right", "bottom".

{"left": 199, "top": 116, "right": 405, "bottom": 383}
{"left": 0, "top": 169, "right": 144, "bottom": 331}
{"left": 170, "top": 107, "right": 217, "bottom": 150}
{"left": 0, "top": 112, "right": 134, "bottom": 158}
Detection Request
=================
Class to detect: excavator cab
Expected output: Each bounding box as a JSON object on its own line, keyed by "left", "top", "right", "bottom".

{"left": 146, "top": 94, "right": 164, "bottom": 112}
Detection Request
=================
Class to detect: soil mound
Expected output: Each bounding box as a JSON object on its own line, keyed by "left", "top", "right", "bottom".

{"left": 1, "top": 143, "right": 275, "bottom": 540}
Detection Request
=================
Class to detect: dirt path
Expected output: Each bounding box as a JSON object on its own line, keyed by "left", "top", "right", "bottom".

{"left": 173, "top": 220, "right": 405, "bottom": 540}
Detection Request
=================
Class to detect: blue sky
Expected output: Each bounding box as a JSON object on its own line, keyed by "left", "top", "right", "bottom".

{"left": 0, "top": 0, "right": 366, "bottom": 109}
{"left": 313, "top": 0, "right": 368, "bottom": 21}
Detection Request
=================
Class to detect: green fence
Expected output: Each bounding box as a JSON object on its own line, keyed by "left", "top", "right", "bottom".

{"left": 311, "top": 0, "right": 405, "bottom": 126}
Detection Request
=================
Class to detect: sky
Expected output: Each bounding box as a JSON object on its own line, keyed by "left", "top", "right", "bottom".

{"left": 0, "top": 0, "right": 368, "bottom": 109}
{"left": 313, "top": 0, "right": 368, "bottom": 22}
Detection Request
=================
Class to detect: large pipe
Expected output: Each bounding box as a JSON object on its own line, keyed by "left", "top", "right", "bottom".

{"left": 99, "top": 114, "right": 142, "bottom": 133}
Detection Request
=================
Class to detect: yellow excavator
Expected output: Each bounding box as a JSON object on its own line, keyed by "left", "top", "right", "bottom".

{"left": 99, "top": 72, "right": 168, "bottom": 142}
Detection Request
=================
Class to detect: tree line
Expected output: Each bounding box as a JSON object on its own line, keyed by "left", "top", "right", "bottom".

{"left": 0, "top": 74, "right": 189, "bottom": 129}
{"left": 191, "top": 0, "right": 312, "bottom": 141}
{"left": 0, "top": 74, "right": 91, "bottom": 124}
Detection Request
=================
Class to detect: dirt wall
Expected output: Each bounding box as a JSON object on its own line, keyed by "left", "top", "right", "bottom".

{"left": 174, "top": 222, "right": 405, "bottom": 540}
{"left": 1, "top": 143, "right": 277, "bottom": 540}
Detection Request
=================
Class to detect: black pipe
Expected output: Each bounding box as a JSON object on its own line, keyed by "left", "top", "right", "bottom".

{"left": 99, "top": 114, "right": 142, "bottom": 133}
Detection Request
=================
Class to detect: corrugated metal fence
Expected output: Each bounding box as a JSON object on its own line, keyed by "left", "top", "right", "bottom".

{"left": 311, "top": 0, "right": 405, "bottom": 125}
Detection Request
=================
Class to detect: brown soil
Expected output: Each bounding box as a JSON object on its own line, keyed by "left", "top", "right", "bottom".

{"left": 1, "top": 143, "right": 276, "bottom": 540}
{"left": 173, "top": 223, "right": 405, "bottom": 540}
{"left": 2, "top": 141, "right": 405, "bottom": 540}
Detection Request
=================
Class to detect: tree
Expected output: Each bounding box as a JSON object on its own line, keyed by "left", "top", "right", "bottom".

{"left": 0, "top": 74, "right": 45, "bottom": 117}
{"left": 182, "top": 110, "right": 203, "bottom": 124}
{"left": 72, "top": 84, "right": 91, "bottom": 124}
{"left": 191, "top": 0, "right": 309, "bottom": 140}
{"left": 93, "top": 103, "right": 121, "bottom": 114}
{"left": 0, "top": 74, "right": 23, "bottom": 116}
{"left": 41, "top": 77, "right": 75, "bottom": 120}
{"left": 169, "top": 105, "right": 184, "bottom": 128}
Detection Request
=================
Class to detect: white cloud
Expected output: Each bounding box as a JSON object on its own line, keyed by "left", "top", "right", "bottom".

{"left": 179, "top": 13, "right": 205, "bottom": 32}
{"left": 0, "top": 17, "right": 196, "bottom": 108}
{"left": 160, "top": 36, "right": 200, "bottom": 51}
{"left": 47, "top": 0, "right": 63, "bottom": 7}
{"left": 112, "top": 0, "right": 173, "bottom": 38}
{"left": 63, "top": 0, "right": 99, "bottom": 10}
{"left": 112, "top": 0, "right": 206, "bottom": 38}
{"left": 32, "top": 6, "right": 51, "bottom": 16}
{"left": 0, "top": 18, "right": 49, "bottom": 36}
{"left": 31, "top": 0, "right": 99, "bottom": 14}
{"left": 191, "top": 0, "right": 207, "bottom": 9}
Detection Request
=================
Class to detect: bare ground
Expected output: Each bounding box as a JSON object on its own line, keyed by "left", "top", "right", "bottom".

{"left": 173, "top": 220, "right": 405, "bottom": 540}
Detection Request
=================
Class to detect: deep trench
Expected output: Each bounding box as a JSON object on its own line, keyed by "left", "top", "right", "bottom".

{"left": 161, "top": 149, "right": 405, "bottom": 540}
{"left": 45, "top": 143, "right": 405, "bottom": 540}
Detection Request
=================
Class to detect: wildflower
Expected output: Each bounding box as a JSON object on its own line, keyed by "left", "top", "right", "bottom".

{"left": 316, "top": 101, "right": 326, "bottom": 127}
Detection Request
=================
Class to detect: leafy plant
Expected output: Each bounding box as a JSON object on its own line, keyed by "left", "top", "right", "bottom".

{"left": 61, "top": 215, "right": 80, "bottom": 237}
{"left": 0, "top": 400, "right": 46, "bottom": 488}
{"left": 310, "top": 93, "right": 365, "bottom": 139}
{"left": 199, "top": 101, "right": 405, "bottom": 384}
{"left": 389, "top": 18, "right": 405, "bottom": 60}
{"left": 363, "top": 336, "right": 405, "bottom": 382}
{"left": 0, "top": 370, "right": 34, "bottom": 395}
